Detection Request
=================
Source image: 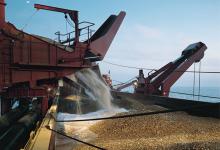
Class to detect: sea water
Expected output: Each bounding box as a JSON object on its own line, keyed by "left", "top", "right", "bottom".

{"left": 121, "top": 86, "right": 220, "bottom": 103}
{"left": 170, "top": 86, "right": 220, "bottom": 103}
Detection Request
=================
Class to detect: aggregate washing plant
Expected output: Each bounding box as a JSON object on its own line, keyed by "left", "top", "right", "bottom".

{"left": 0, "top": 0, "right": 125, "bottom": 115}
{"left": 0, "top": 1, "right": 125, "bottom": 149}
{"left": 0, "top": 1, "right": 219, "bottom": 150}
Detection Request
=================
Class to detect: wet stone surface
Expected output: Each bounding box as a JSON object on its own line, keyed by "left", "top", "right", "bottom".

{"left": 56, "top": 93, "right": 220, "bottom": 150}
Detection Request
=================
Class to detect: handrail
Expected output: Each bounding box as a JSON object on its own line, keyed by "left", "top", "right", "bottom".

{"left": 54, "top": 21, "right": 95, "bottom": 45}
{"left": 78, "top": 21, "right": 95, "bottom": 30}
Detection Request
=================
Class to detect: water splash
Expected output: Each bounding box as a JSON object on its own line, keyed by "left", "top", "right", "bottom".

{"left": 55, "top": 68, "right": 127, "bottom": 149}
{"left": 76, "top": 99, "right": 82, "bottom": 115}
{"left": 68, "top": 68, "right": 114, "bottom": 111}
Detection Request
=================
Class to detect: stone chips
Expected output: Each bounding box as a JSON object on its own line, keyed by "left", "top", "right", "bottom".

{"left": 64, "top": 97, "right": 220, "bottom": 150}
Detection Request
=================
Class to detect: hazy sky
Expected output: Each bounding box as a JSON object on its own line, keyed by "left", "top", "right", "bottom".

{"left": 5, "top": 0, "right": 220, "bottom": 87}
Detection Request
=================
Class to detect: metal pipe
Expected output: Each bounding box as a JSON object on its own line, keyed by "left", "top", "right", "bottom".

{"left": 0, "top": 0, "right": 6, "bottom": 28}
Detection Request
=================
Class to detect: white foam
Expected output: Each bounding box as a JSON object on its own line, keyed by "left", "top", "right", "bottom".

{"left": 57, "top": 108, "right": 127, "bottom": 121}
{"left": 73, "top": 68, "right": 114, "bottom": 110}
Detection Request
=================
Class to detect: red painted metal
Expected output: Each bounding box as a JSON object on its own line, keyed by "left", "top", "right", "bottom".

{"left": 102, "top": 74, "right": 113, "bottom": 88}
{"left": 115, "top": 42, "right": 207, "bottom": 97}
{"left": 6, "top": 87, "right": 46, "bottom": 98}
{"left": 0, "top": 3, "right": 125, "bottom": 115}
{"left": 0, "top": 3, "right": 125, "bottom": 93}
{"left": 161, "top": 46, "right": 206, "bottom": 96}
{"left": 135, "top": 42, "right": 207, "bottom": 96}
{"left": 34, "top": 4, "right": 80, "bottom": 44}
{"left": 89, "top": 11, "right": 126, "bottom": 59}
{"left": 0, "top": 0, "right": 5, "bottom": 28}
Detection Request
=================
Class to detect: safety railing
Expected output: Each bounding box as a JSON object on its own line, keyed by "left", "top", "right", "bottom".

{"left": 55, "top": 21, "right": 95, "bottom": 46}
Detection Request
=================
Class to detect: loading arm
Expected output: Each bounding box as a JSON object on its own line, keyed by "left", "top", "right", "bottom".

{"left": 116, "top": 80, "right": 137, "bottom": 91}
{"left": 135, "top": 42, "right": 207, "bottom": 96}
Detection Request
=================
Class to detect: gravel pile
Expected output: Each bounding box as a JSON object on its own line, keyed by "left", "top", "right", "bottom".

{"left": 57, "top": 95, "right": 220, "bottom": 150}
{"left": 74, "top": 111, "right": 220, "bottom": 150}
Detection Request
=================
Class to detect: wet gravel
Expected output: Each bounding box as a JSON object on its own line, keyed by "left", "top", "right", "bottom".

{"left": 58, "top": 95, "right": 220, "bottom": 150}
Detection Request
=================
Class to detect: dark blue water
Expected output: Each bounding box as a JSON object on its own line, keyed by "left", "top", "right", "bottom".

{"left": 170, "top": 86, "right": 220, "bottom": 103}
{"left": 121, "top": 86, "right": 220, "bottom": 103}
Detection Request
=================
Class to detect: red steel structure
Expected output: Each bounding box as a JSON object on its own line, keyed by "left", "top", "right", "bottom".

{"left": 0, "top": 0, "right": 125, "bottom": 115}
{"left": 114, "top": 42, "right": 207, "bottom": 96}
{"left": 135, "top": 42, "right": 207, "bottom": 96}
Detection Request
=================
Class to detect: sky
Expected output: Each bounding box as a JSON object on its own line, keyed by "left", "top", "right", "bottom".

{"left": 5, "top": 0, "right": 220, "bottom": 87}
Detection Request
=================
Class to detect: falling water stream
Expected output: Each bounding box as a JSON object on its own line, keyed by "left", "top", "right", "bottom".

{"left": 55, "top": 68, "right": 126, "bottom": 149}
{"left": 76, "top": 69, "right": 114, "bottom": 109}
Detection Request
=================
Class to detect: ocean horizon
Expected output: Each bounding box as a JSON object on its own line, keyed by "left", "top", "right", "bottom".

{"left": 121, "top": 86, "right": 220, "bottom": 103}
{"left": 170, "top": 86, "right": 220, "bottom": 103}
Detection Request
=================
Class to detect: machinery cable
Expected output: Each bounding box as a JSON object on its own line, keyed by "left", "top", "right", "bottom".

{"left": 169, "top": 90, "right": 220, "bottom": 100}
{"left": 112, "top": 76, "right": 220, "bottom": 100}
{"left": 111, "top": 77, "right": 220, "bottom": 100}
{"left": 102, "top": 60, "right": 220, "bottom": 74}
{"left": 103, "top": 60, "right": 156, "bottom": 71}
{"left": 52, "top": 103, "right": 218, "bottom": 122}
{"left": 65, "top": 15, "right": 69, "bottom": 34}
{"left": 21, "top": 10, "right": 39, "bottom": 31}
{"left": 66, "top": 17, "right": 75, "bottom": 28}
{"left": 193, "top": 63, "right": 196, "bottom": 100}
{"left": 45, "top": 125, "right": 106, "bottom": 150}
{"left": 198, "top": 61, "right": 201, "bottom": 100}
